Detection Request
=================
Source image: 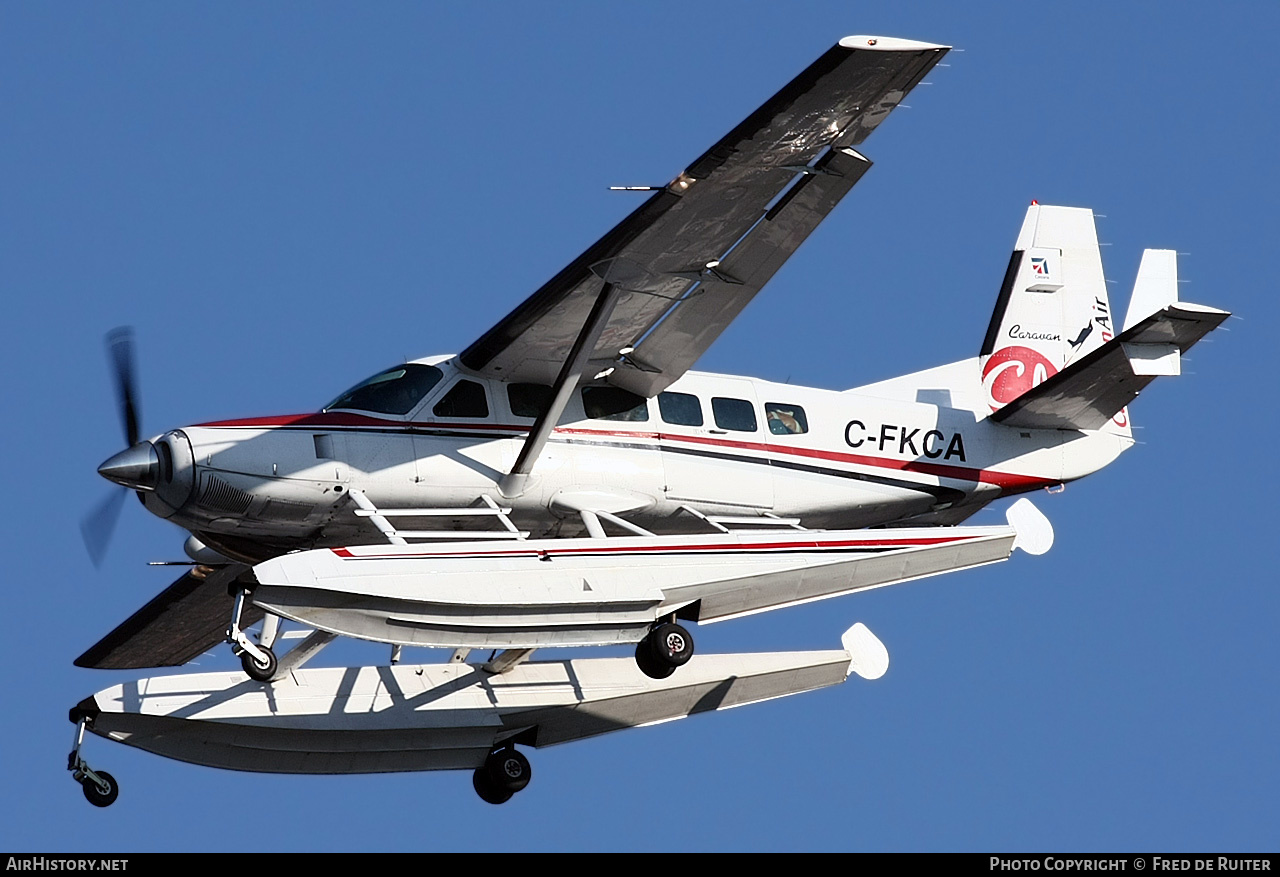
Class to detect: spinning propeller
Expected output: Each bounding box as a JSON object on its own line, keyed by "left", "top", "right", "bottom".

{"left": 109, "top": 326, "right": 141, "bottom": 448}
{"left": 81, "top": 328, "right": 159, "bottom": 567}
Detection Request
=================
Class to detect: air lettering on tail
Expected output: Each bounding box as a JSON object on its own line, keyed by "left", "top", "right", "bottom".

{"left": 1094, "top": 297, "right": 1113, "bottom": 341}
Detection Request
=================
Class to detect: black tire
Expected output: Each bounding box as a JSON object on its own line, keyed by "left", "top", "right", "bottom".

{"left": 649, "top": 622, "right": 694, "bottom": 668}
{"left": 486, "top": 748, "right": 531, "bottom": 793}
{"left": 472, "top": 766, "right": 514, "bottom": 805}
{"left": 241, "top": 645, "right": 277, "bottom": 682}
{"left": 635, "top": 638, "right": 675, "bottom": 679}
{"left": 81, "top": 771, "right": 119, "bottom": 808}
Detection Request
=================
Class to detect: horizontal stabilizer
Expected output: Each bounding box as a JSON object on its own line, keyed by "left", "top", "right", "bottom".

{"left": 74, "top": 563, "right": 260, "bottom": 670}
{"left": 991, "top": 302, "right": 1229, "bottom": 431}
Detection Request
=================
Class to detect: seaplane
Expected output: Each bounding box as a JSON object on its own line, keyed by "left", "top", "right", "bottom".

{"left": 68, "top": 35, "right": 1228, "bottom": 808}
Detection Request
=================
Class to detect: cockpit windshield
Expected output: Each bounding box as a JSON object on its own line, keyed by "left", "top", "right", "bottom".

{"left": 323, "top": 364, "right": 444, "bottom": 415}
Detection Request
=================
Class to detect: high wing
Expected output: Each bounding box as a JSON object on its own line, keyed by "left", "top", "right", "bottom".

{"left": 74, "top": 564, "right": 261, "bottom": 670}
{"left": 458, "top": 36, "right": 949, "bottom": 397}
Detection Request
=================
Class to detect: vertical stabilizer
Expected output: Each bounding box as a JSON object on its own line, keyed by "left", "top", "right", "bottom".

{"left": 980, "top": 204, "right": 1129, "bottom": 435}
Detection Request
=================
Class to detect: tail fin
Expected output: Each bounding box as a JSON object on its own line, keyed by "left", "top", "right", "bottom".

{"left": 987, "top": 235, "right": 1230, "bottom": 432}
{"left": 980, "top": 204, "right": 1129, "bottom": 435}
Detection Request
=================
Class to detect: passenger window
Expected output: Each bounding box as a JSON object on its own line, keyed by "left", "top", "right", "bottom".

{"left": 712, "top": 397, "right": 757, "bottom": 432}
{"left": 507, "top": 383, "right": 554, "bottom": 418}
{"left": 765, "top": 403, "right": 808, "bottom": 435}
{"left": 658, "top": 392, "right": 703, "bottom": 427}
{"left": 433, "top": 380, "right": 490, "bottom": 418}
{"left": 582, "top": 386, "right": 649, "bottom": 422}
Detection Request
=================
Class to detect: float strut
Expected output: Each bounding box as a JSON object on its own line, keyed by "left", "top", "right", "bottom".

{"left": 226, "top": 589, "right": 271, "bottom": 665}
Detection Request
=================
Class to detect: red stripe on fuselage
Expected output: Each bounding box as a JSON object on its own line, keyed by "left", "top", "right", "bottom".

{"left": 328, "top": 531, "right": 990, "bottom": 561}
{"left": 192, "top": 414, "right": 1053, "bottom": 491}
{"left": 196, "top": 412, "right": 527, "bottom": 431}
{"left": 651, "top": 431, "right": 1049, "bottom": 490}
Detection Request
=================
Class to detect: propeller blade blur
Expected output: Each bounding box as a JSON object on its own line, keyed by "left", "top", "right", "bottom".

{"left": 107, "top": 327, "right": 140, "bottom": 447}
{"left": 81, "top": 488, "right": 127, "bottom": 568}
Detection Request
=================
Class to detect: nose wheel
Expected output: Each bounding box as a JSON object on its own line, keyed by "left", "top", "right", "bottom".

{"left": 472, "top": 746, "right": 532, "bottom": 805}
{"left": 635, "top": 622, "right": 694, "bottom": 679}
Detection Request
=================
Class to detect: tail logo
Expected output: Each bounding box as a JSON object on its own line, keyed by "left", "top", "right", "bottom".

{"left": 1067, "top": 323, "right": 1093, "bottom": 350}
{"left": 982, "top": 346, "right": 1058, "bottom": 411}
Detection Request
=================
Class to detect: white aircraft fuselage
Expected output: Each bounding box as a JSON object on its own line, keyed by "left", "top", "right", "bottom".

{"left": 135, "top": 354, "right": 1130, "bottom": 564}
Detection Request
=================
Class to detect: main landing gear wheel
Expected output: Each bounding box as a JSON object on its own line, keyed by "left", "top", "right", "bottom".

{"left": 472, "top": 768, "right": 513, "bottom": 805}
{"left": 80, "top": 771, "right": 118, "bottom": 808}
{"left": 240, "top": 645, "right": 277, "bottom": 682}
{"left": 635, "top": 622, "right": 694, "bottom": 679}
{"left": 486, "top": 747, "right": 531, "bottom": 793}
{"left": 473, "top": 747, "right": 532, "bottom": 804}
{"left": 635, "top": 639, "right": 674, "bottom": 679}
{"left": 652, "top": 622, "right": 694, "bottom": 666}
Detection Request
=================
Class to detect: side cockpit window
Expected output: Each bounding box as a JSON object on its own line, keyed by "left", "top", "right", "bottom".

{"left": 433, "top": 380, "right": 490, "bottom": 418}
{"left": 324, "top": 364, "right": 444, "bottom": 415}
{"left": 765, "top": 402, "right": 808, "bottom": 435}
{"left": 582, "top": 386, "right": 649, "bottom": 422}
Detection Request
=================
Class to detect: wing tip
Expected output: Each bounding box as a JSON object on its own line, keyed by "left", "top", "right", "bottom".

{"left": 838, "top": 35, "right": 951, "bottom": 52}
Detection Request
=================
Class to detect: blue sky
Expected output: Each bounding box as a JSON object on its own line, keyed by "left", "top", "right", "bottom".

{"left": 3, "top": 2, "right": 1276, "bottom": 852}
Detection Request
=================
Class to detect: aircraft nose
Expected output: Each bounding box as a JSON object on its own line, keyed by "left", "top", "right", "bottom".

{"left": 97, "top": 442, "right": 160, "bottom": 491}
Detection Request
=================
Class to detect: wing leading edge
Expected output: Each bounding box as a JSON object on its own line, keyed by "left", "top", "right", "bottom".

{"left": 459, "top": 36, "right": 949, "bottom": 396}
{"left": 74, "top": 564, "right": 261, "bottom": 670}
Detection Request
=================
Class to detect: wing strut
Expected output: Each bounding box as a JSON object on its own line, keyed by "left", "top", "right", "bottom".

{"left": 500, "top": 280, "right": 623, "bottom": 497}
